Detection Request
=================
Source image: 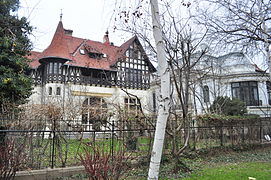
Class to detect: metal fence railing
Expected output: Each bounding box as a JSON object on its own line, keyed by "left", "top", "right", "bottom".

{"left": 0, "top": 119, "right": 271, "bottom": 171}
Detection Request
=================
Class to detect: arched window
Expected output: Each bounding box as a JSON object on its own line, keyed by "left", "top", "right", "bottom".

{"left": 48, "top": 87, "right": 52, "bottom": 95}
{"left": 56, "top": 87, "right": 61, "bottom": 95}
{"left": 81, "top": 97, "right": 107, "bottom": 130}
{"left": 203, "top": 85, "right": 210, "bottom": 103}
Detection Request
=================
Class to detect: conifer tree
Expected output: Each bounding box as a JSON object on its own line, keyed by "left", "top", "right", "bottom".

{"left": 0, "top": 0, "right": 32, "bottom": 108}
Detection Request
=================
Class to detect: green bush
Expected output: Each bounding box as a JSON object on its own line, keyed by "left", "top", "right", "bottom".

{"left": 210, "top": 96, "right": 247, "bottom": 116}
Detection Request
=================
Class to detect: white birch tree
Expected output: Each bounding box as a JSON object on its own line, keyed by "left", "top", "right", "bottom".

{"left": 148, "top": 0, "right": 171, "bottom": 179}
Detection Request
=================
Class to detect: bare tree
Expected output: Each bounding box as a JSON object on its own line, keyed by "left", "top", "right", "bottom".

{"left": 196, "top": 0, "right": 271, "bottom": 68}
{"left": 113, "top": 1, "right": 211, "bottom": 177}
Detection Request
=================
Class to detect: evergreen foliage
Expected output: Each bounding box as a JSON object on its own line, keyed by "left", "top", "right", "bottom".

{"left": 210, "top": 96, "right": 247, "bottom": 116}
{"left": 0, "top": 0, "right": 32, "bottom": 106}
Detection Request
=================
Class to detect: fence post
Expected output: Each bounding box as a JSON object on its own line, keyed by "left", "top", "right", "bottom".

{"left": 111, "top": 120, "right": 114, "bottom": 161}
{"left": 51, "top": 119, "right": 56, "bottom": 169}
{"left": 220, "top": 125, "right": 223, "bottom": 146}
{"left": 242, "top": 122, "right": 245, "bottom": 144}
{"left": 193, "top": 126, "right": 196, "bottom": 150}
{"left": 93, "top": 130, "right": 96, "bottom": 149}
{"left": 260, "top": 119, "right": 263, "bottom": 143}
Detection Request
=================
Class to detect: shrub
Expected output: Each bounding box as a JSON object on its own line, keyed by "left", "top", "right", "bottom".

{"left": 79, "top": 144, "right": 131, "bottom": 180}
{"left": 210, "top": 96, "right": 247, "bottom": 116}
{"left": 0, "top": 138, "right": 27, "bottom": 180}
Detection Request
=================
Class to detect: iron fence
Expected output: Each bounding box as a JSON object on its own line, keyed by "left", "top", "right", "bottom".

{"left": 0, "top": 119, "right": 271, "bottom": 171}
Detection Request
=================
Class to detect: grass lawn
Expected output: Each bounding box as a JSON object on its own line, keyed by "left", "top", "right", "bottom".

{"left": 41, "top": 144, "right": 271, "bottom": 179}
{"left": 25, "top": 135, "right": 152, "bottom": 169}
{"left": 183, "top": 162, "right": 271, "bottom": 180}
{"left": 128, "top": 144, "right": 271, "bottom": 180}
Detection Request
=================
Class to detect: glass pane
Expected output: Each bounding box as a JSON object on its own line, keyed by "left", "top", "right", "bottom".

{"left": 56, "top": 87, "right": 61, "bottom": 95}
{"left": 54, "top": 63, "right": 58, "bottom": 74}
{"left": 240, "top": 82, "right": 248, "bottom": 86}
{"left": 241, "top": 87, "right": 249, "bottom": 103}
{"left": 130, "top": 98, "right": 136, "bottom": 104}
{"left": 125, "top": 98, "right": 129, "bottom": 103}
{"left": 232, "top": 88, "right": 240, "bottom": 98}
{"left": 253, "top": 89, "right": 258, "bottom": 105}
{"left": 83, "top": 99, "right": 89, "bottom": 105}
{"left": 58, "top": 63, "right": 62, "bottom": 74}
{"left": 82, "top": 114, "right": 88, "bottom": 124}
{"left": 203, "top": 86, "right": 209, "bottom": 103}
{"left": 49, "top": 62, "right": 54, "bottom": 74}
{"left": 48, "top": 87, "right": 52, "bottom": 95}
{"left": 101, "top": 99, "right": 107, "bottom": 108}
{"left": 249, "top": 81, "right": 257, "bottom": 86}
{"left": 232, "top": 82, "right": 239, "bottom": 87}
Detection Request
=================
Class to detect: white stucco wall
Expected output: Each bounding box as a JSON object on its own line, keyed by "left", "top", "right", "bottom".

{"left": 27, "top": 82, "right": 153, "bottom": 128}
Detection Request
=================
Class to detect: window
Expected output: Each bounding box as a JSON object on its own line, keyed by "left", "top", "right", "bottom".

{"left": 88, "top": 52, "right": 103, "bottom": 59}
{"left": 203, "top": 85, "right": 210, "bottom": 103}
{"left": 231, "top": 81, "right": 259, "bottom": 106}
{"left": 124, "top": 97, "right": 141, "bottom": 115}
{"left": 48, "top": 63, "right": 53, "bottom": 74}
{"left": 117, "top": 42, "right": 150, "bottom": 89}
{"left": 81, "top": 97, "right": 107, "bottom": 130}
{"left": 48, "top": 62, "right": 62, "bottom": 74}
{"left": 48, "top": 87, "right": 52, "bottom": 95}
{"left": 125, "top": 69, "right": 142, "bottom": 82}
{"left": 79, "top": 49, "right": 85, "bottom": 55}
{"left": 266, "top": 81, "right": 271, "bottom": 105}
{"left": 56, "top": 87, "right": 61, "bottom": 95}
{"left": 131, "top": 49, "right": 139, "bottom": 59}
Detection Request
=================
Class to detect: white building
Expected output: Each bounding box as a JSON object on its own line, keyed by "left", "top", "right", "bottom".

{"left": 194, "top": 52, "right": 271, "bottom": 117}
{"left": 150, "top": 52, "right": 271, "bottom": 118}
{"left": 27, "top": 20, "right": 156, "bottom": 130}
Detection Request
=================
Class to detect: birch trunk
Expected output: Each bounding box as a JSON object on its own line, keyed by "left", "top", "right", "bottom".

{"left": 148, "top": 0, "right": 171, "bottom": 179}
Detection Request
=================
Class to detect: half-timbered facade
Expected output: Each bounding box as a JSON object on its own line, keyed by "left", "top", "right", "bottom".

{"left": 27, "top": 20, "right": 156, "bottom": 130}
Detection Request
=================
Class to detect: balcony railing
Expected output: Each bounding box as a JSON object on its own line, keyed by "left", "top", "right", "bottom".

{"left": 35, "top": 74, "right": 149, "bottom": 89}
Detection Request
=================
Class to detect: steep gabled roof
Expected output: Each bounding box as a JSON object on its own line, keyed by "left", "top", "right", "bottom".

{"left": 117, "top": 35, "right": 156, "bottom": 72}
{"left": 119, "top": 36, "right": 137, "bottom": 52}
{"left": 28, "top": 51, "right": 42, "bottom": 69}
{"left": 28, "top": 21, "right": 141, "bottom": 70}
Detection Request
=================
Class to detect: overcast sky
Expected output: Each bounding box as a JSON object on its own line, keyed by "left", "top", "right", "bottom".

{"left": 18, "top": 0, "right": 132, "bottom": 51}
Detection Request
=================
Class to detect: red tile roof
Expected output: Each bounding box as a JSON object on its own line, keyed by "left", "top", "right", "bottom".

{"left": 28, "top": 21, "right": 133, "bottom": 70}
{"left": 28, "top": 51, "right": 42, "bottom": 68}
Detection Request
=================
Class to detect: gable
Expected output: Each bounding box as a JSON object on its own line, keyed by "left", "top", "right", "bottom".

{"left": 114, "top": 36, "right": 156, "bottom": 72}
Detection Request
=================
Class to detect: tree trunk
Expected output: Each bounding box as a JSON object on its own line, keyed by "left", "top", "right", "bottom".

{"left": 148, "top": 0, "right": 171, "bottom": 179}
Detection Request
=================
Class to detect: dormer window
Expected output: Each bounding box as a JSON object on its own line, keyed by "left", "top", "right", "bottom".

{"left": 79, "top": 49, "right": 85, "bottom": 55}
{"left": 84, "top": 44, "right": 104, "bottom": 59}
{"left": 88, "top": 52, "right": 104, "bottom": 59}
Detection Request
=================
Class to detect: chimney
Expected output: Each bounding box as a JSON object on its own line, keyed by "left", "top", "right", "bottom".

{"left": 64, "top": 29, "right": 73, "bottom": 36}
{"left": 103, "top": 31, "right": 110, "bottom": 45}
